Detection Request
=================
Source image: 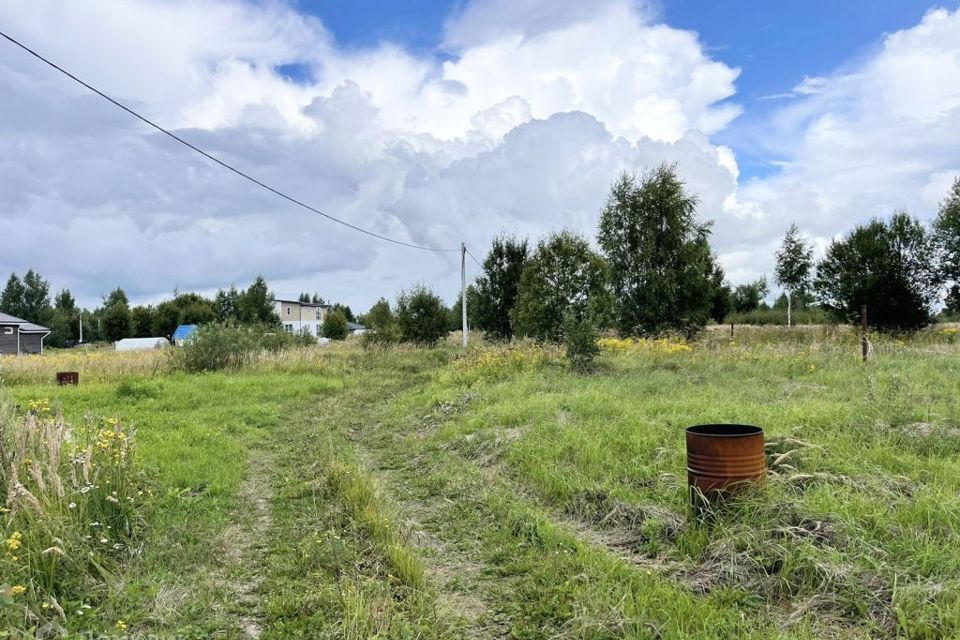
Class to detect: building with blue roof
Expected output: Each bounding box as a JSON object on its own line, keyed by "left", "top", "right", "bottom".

{"left": 172, "top": 324, "right": 199, "bottom": 346}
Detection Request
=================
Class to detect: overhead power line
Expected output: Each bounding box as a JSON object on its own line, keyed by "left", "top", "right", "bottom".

{"left": 0, "top": 29, "right": 459, "bottom": 253}
{"left": 465, "top": 247, "right": 483, "bottom": 269}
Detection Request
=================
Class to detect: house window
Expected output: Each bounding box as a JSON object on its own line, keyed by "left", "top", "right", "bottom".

{"left": 286, "top": 306, "right": 291, "bottom": 316}
{"left": 316, "top": 308, "right": 322, "bottom": 320}
{"left": 3, "top": 327, "right": 12, "bottom": 335}
{"left": 284, "top": 323, "right": 294, "bottom": 333}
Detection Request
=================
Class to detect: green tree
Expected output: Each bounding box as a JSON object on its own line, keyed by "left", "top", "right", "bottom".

{"left": 731, "top": 277, "right": 770, "bottom": 313}
{"left": 215, "top": 286, "right": 241, "bottom": 322}
{"left": 102, "top": 300, "right": 131, "bottom": 342}
{"left": 512, "top": 231, "right": 612, "bottom": 342}
{"left": 331, "top": 303, "right": 355, "bottom": 323}
{"left": 104, "top": 287, "right": 129, "bottom": 308}
{"left": 237, "top": 276, "right": 277, "bottom": 325}
{"left": 815, "top": 212, "right": 941, "bottom": 330}
{"left": 46, "top": 289, "right": 79, "bottom": 347}
{"left": 80, "top": 309, "right": 101, "bottom": 342}
{"left": 298, "top": 292, "right": 311, "bottom": 303}
{"left": 131, "top": 305, "right": 155, "bottom": 338}
{"left": 322, "top": 310, "right": 349, "bottom": 340}
{"left": 598, "top": 165, "right": 718, "bottom": 336}
{"left": 151, "top": 293, "right": 217, "bottom": 337}
{"left": 774, "top": 223, "right": 814, "bottom": 326}
{"left": 151, "top": 303, "right": 182, "bottom": 338}
{"left": 447, "top": 286, "right": 478, "bottom": 332}
{"left": 1, "top": 273, "right": 26, "bottom": 318}
{"left": 472, "top": 235, "right": 529, "bottom": 340}
{"left": 708, "top": 264, "right": 732, "bottom": 324}
{"left": 360, "top": 297, "right": 400, "bottom": 345}
{"left": 395, "top": 285, "right": 449, "bottom": 346}
{"left": 933, "top": 176, "right": 960, "bottom": 312}
{"left": 22, "top": 269, "right": 52, "bottom": 325}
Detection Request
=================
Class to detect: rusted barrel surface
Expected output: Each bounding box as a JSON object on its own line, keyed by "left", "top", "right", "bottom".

{"left": 56, "top": 371, "right": 79, "bottom": 386}
{"left": 686, "top": 424, "right": 766, "bottom": 507}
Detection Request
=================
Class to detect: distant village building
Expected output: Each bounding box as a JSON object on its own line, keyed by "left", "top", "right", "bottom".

{"left": 172, "top": 324, "right": 198, "bottom": 346}
{"left": 0, "top": 312, "right": 51, "bottom": 355}
{"left": 274, "top": 299, "right": 330, "bottom": 338}
{"left": 348, "top": 321, "right": 366, "bottom": 335}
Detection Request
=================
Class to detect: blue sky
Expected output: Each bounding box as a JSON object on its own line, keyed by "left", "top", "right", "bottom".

{"left": 297, "top": 0, "right": 942, "bottom": 180}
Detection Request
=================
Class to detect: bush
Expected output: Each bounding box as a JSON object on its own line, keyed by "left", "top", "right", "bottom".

{"left": 172, "top": 323, "right": 307, "bottom": 372}
{"left": 322, "top": 310, "right": 349, "bottom": 340}
{"left": 396, "top": 285, "right": 448, "bottom": 346}
{"left": 563, "top": 312, "right": 600, "bottom": 372}
{"left": 360, "top": 298, "right": 401, "bottom": 348}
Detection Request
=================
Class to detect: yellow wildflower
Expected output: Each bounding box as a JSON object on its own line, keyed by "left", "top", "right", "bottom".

{"left": 6, "top": 531, "right": 22, "bottom": 551}
{"left": 10, "top": 585, "right": 26, "bottom": 596}
{"left": 115, "top": 619, "right": 128, "bottom": 631}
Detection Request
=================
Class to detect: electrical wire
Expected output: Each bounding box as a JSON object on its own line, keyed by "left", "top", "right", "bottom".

{"left": 0, "top": 29, "right": 460, "bottom": 253}
{"left": 465, "top": 247, "right": 484, "bottom": 269}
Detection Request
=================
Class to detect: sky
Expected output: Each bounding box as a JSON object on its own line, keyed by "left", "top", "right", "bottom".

{"left": 1, "top": 0, "right": 959, "bottom": 311}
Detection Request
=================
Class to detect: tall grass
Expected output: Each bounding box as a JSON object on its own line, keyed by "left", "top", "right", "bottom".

{"left": 0, "top": 349, "right": 169, "bottom": 386}
{"left": 0, "top": 398, "right": 147, "bottom": 629}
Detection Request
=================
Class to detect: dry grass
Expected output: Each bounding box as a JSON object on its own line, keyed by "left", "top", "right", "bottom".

{"left": 0, "top": 347, "right": 170, "bottom": 385}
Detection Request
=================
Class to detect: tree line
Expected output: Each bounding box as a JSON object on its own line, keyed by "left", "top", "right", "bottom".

{"left": 446, "top": 166, "right": 960, "bottom": 341}
{"left": 6, "top": 169, "right": 958, "bottom": 348}
{"left": 0, "top": 275, "right": 287, "bottom": 346}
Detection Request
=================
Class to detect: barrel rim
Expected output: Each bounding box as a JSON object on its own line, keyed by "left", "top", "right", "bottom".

{"left": 686, "top": 423, "right": 763, "bottom": 437}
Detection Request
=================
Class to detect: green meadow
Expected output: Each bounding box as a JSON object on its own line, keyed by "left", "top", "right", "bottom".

{"left": 1, "top": 326, "right": 959, "bottom": 639}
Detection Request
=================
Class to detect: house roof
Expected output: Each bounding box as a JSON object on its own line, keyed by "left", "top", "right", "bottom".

{"left": 274, "top": 298, "right": 331, "bottom": 308}
{"left": 172, "top": 324, "right": 198, "bottom": 341}
{"left": 347, "top": 322, "right": 366, "bottom": 331}
{"left": 0, "top": 312, "right": 50, "bottom": 333}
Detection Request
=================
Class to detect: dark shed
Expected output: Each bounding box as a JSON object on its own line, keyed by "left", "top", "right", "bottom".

{"left": 0, "top": 312, "right": 51, "bottom": 355}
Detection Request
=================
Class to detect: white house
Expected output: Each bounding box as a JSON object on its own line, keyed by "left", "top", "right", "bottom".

{"left": 274, "top": 299, "right": 330, "bottom": 338}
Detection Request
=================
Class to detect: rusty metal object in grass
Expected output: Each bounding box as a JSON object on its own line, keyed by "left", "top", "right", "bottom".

{"left": 56, "top": 371, "right": 79, "bottom": 386}
{"left": 686, "top": 424, "right": 766, "bottom": 512}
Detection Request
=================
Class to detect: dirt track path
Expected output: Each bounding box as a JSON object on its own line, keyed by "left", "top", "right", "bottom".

{"left": 219, "top": 450, "right": 274, "bottom": 639}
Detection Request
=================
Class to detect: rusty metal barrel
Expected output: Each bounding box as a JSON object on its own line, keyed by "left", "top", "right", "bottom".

{"left": 686, "top": 424, "right": 766, "bottom": 509}
{"left": 56, "top": 371, "right": 79, "bottom": 386}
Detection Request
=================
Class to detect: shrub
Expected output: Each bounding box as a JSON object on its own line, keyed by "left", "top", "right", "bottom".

{"left": 562, "top": 312, "right": 600, "bottom": 373}
{"left": 0, "top": 398, "right": 148, "bottom": 629}
{"left": 360, "top": 298, "right": 400, "bottom": 348}
{"left": 171, "top": 323, "right": 308, "bottom": 372}
{"left": 395, "top": 285, "right": 448, "bottom": 346}
{"left": 322, "top": 310, "right": 349, "bottom": 340}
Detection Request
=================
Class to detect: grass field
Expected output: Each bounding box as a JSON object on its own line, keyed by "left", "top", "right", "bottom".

{"left": 1, "top": 327, "right": 959, "bottom": 639}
